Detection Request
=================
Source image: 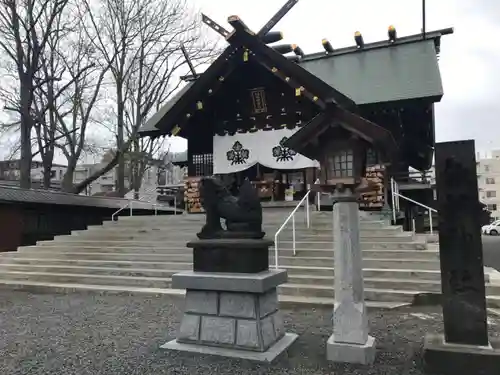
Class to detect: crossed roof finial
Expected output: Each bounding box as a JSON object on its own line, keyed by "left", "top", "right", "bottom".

{"left": 201, "top": 0, "right": 299, "bottom": 40}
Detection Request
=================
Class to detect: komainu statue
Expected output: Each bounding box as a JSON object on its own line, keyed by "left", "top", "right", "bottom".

{"left": 197, "top": 177, "right": 264, "bottom": 239}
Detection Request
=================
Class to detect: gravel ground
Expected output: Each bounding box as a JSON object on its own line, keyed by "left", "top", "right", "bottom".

{"left": 0, "top": 290, "right": 499, "bottom": 375}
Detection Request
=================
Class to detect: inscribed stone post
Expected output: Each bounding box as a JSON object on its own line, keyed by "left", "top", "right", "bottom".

{"left": 434, "top": 140, "right": 488, "bottom": 345}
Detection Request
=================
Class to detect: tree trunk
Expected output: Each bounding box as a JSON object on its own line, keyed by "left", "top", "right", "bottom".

{"left": 42, "top": 164, "right": 52, "bottom": 189}
{"left": 19, "top": 85, "right": 33, "bottom": 189}
{"left": 116, "top": 84, "right": 125, "bottom": 197}
{"left": 69, "top": 140, "right": 132, "bottom": 194}
{"left": 61, "top": 162, "right": 77, "bottom": 192}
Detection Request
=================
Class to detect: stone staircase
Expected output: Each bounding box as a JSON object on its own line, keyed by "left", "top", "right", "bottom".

{"left": 0, "top": 209, "right": 498, "bottom": 308}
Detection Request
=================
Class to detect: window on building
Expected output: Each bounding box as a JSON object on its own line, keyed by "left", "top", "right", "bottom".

{"left": 486, "top": 177, "right": 496, "bottom": 184}
{"left": 326, "top": 150, "right": 354, "bottom": 178}
{"left": 486, "top": 191, "right": 496, "bottom": 198}
{"left": 485, "top": 164, "right": 490, "bottom": 172}
{"left": 487, "top": 204, "right": 498, "bottom": 211}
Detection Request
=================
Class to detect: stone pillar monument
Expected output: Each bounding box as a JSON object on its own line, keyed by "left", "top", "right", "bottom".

{"left": 326, "top": 185, "right": 376, "bottom": 364}
{"left": 423, "top": 140, "right": 500, "bottom": 374}
{"left": 161, "top": 177, "right": 297, "bottom": 362}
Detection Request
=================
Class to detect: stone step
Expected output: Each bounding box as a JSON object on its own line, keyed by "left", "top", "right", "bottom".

{"left": 2, "top": 251, "right": 194, "bottom": 262}
{"left": 0, "top": 256, "right": 444, "bottom": 281}
{"left": 7, "top": 265, "right": 495, "bottom": 295}
{"left": 0, "top": 270, "right": 174, "bottom": 288}
{"left": 287, "top": 274, "right": 443, "bottom": 292}
{"left": 0, "top": 278, "right": 496, "bottom": 308}
{"left": 17, "top": 246, "right": 438, "bottom": 259}
{"left": 102, "top": 220, "right": 389, "bottom": 229}
{"left": 36, "top": 239, "right": 427, "bottom": 250}
{"left": 66, "top": 232, "right": 414, "bottom": 242}
{"left": 0, "top": 264, "right": 180, "bottom": 277}
{"left": 3, "top": 251, "right": 438, "bottom": 269}
{"left": 282, "top": 249, "right": 438, "bottom": 259}
{"left": 279, "top": 283, "right": 420, "bottom": 303}
{"left": 271, "top": 256, "right": 440, "bottom": 270}
{"left": 84, "top": 225, "right": 403, "bottom": 235}
{"left": 0, "top": 261, "right": 444, "bottom": 281}
{"left": 0, "top": 278, "right": 406, "bottom": 309}
{"left": 277, "top": 241, "right": 427, "bottom": 250}
{"left": 278, "top": 283, "right": 500, "bottom": 304}
{"left": 0, "top": 257, "right": 191, "bottom": 270}
{"left": 283, "top": 265, "right": 443, "bottom": 280}
{"left": 0, "top": 270, "right": 437, "bottom": 302}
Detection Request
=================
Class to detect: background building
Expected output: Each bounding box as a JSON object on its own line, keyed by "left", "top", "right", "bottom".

{"left": 477, "top": 150, "right": 500, "bottom": 220}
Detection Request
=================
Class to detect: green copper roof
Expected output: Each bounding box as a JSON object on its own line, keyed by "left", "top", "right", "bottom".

{"left": 299, "top": 39, "right": 443, "bottom": 104}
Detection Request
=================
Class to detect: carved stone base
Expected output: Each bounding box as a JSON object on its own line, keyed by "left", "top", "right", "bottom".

{"left": 162, "top": 270, "right": 296, "bottom": 361}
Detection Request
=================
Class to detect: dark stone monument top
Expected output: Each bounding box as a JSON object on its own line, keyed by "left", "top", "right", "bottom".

{"left": 435, "top": 140, "right": 489, "bottom": 346}
{"left": 196, "top": 177, "right": 264, "bottom": 239}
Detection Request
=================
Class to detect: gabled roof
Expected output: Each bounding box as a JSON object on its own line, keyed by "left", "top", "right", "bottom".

{"left": 139, "top": 19, "right": 358, "bottom": 138}
{"left": 284, "top": 106, "right": 398, "bottom": 162}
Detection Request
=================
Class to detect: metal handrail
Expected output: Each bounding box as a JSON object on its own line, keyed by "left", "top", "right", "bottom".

{"left": 393, "top": 191, "right": 437, "bottom": 235}
{"left": 111, "top": 192, "right": 177, "bottom": 221}
{"left": 390, "top": 177, "right": 437, "bottom": 234}
{"left": 274, "top": 190, "right": 311, "bottom": 269}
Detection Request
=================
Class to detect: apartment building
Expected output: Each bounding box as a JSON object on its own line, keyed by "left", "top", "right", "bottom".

{"left": 477, "top": 150, "right": 500, "bottom": 220}
{"left": 0, "top": 159, "right": 67, "bottom": 189}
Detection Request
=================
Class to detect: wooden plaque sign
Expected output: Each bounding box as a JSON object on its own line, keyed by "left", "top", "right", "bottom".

{"left": 250, "top": 88, "right": 267, "bottom": 114}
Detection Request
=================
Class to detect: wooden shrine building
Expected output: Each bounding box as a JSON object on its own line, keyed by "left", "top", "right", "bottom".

{"left": 139, "top": 2, "right": 452, "bottom": 212}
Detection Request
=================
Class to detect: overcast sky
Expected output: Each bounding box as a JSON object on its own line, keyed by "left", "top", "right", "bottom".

{"left": 167, "top": 0, "right": 499, "bottom": 156}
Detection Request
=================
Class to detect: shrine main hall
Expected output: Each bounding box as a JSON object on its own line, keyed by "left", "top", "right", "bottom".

{"left": 139, "top": 12, "right": 451, "bottom": 213}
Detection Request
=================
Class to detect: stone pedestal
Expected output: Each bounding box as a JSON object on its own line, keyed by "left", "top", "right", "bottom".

{"left": 188, "top": 238, "right": 272, "bottom": 274}
{"left": 326, "top": 187, "right": 376, "bottom": 364}
{"left": 161, "top": 269, "right": 297, "bottom": 362}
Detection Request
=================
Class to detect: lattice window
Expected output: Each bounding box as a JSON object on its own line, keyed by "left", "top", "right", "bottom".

{"left": 326, "top": 150, "right": 354, "bottom": 178}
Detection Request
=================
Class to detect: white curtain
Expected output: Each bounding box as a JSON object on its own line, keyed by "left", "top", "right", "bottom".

{"left": 213, "top": 128, "right": 319, "bottom": 174}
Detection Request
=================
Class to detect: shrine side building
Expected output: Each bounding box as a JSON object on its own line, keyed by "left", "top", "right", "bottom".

{"left": 140, "top": 25, "right": 452, "bottom": 213}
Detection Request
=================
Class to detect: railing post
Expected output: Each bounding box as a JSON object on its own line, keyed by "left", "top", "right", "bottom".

{"left": 154, "top": 204, "right": 158, "bottom": 216}
{"left": 274, "top": 240, "right": 279, "bottom": 269}
{"left": 129, "top": 201, "right": 133, "bottom": 216}
{"left": 305, "top": 193, "right": 310, "bottom": 228}
{"left": 317, "top": 192, "right": 321, "bottom": 211}
{"left": 174, "top": 196, "right": 177, "bottom": 215}
{"left": 429, "top": 211, "right": 434, "bottom": 235}
{"left": 391, "top": 178, "right": 396, "bottom": 223}
{"left": 292, "top": 214, "right": 296, "bottom": 256}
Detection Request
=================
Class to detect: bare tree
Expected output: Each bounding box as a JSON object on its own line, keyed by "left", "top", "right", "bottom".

{"left": 51, "top": 15, "right": 115, "bottom": 192}
{"left": 84, "top": 0, "right": 217, "bottom": 197}
{"left": 0, "top": 0, "right": 72, "bottom": 188}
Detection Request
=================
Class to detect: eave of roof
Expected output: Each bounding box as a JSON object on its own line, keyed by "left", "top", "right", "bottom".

{"left": 284, "top": 106, "right": 398, "bottom": 162}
